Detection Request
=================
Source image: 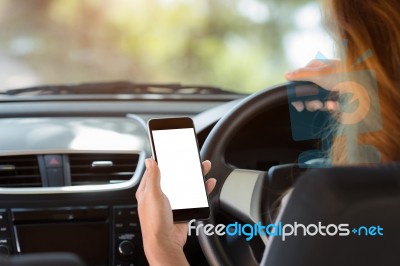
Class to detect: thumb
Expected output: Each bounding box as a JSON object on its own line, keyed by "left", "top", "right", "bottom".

{"left": 205, "top": 178, "right": 217, "bottom": 194}
{"left": 285, "top": 59, "right": 340, "bottom": 81}
{"left": 285, "top": 66, "right": 329, "bottom": 82}
{"left": 144, "top": 158, "right": 162, "bottom": 192}
{"left": 285, "top": 60, "right": 344, "bottom": 90}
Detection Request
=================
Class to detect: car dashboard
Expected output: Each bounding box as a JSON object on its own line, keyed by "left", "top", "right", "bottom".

{"left": 0, "top": 94, "right": 315, "bottom": 266}
{"left": 0, "top": 116, "right": 147, "bottom": 266}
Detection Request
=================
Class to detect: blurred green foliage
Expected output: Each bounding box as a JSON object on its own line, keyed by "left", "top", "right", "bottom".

{"left": 0, "top": 0, "right": 322, "bottom": 93}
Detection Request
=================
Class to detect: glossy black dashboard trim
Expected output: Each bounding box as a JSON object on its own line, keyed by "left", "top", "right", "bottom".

{"left": 0, "top": 100, "right": 241, "bottom": 118}
{"left": 0, "top": 93, "right": 244, "bottom": 103}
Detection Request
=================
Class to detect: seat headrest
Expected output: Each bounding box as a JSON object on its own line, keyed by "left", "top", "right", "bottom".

{"left": 263, "top": 164, "right": 400, "bottom": 266}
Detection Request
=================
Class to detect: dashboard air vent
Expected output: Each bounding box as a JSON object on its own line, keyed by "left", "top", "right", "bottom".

{"left": 69, "top": 153, "right": 139, "bottom": 185}
{"left": 0, "top": 155, "right": 41, "bottom": 187}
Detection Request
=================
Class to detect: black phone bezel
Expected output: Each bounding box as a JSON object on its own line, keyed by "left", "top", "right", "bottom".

{"left": 147, "top": 117, "right": 210, "bottom": 222}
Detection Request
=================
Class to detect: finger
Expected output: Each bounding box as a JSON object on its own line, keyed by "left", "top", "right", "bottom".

{"left": 202, "top": 160, "right": 211, "bottom": 176}
{"left": 143, "top": 158, "right": 162, "bottom": 193}
{"left": 135, "top": 174, "right": 145, "bottom": 201}
{"left": 136, "top": 162, "right": 149, "bottom": 198}
{"left": 135, "top": 163, "right": 152, "bottom": 201}
{"left": 285, "top": 65, "right": 332, "bottom": 81}
{"left": 305, "top": 59, "right": 328, "bottom": 68}
{"left": 285, "top": 59, "right": 341, "bottom": 84}
{"left": 205, "top": 178, "right": 217, "bottom": 194}
{"left": 305, "top": 59, "right": 339, "bottom": 68}
{"left": 285, "top": 59, "right": 325, "bottom": 81}
{"left": 325, "top": 100, "right": 340, "bottom": 113}
{"left": 305, "top": 100, "right": 324, "bottom": 112}
{"left": 291, "top": 101, "right": 305, "bottom": 112}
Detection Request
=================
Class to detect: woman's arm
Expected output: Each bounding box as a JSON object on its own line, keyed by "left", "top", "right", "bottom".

{"left": 135, "top": 158, "right": 216, "bottom": 266}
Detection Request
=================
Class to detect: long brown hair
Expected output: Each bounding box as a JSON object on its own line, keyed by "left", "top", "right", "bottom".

{"left": 325, "top": 0, "right": 400, "bottom": 164}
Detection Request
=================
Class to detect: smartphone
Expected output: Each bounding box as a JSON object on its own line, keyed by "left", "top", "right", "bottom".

{"left": 147, "top": 117, "right": 210, "bottom": 222}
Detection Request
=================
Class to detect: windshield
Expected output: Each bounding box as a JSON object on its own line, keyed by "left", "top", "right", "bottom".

{"left": 0, "top": 0, "right": 333, "bottom": 94}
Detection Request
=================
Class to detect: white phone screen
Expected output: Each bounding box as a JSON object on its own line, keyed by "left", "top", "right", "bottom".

{"left": 152, "top": 128, "right": 209, "bottom": 210}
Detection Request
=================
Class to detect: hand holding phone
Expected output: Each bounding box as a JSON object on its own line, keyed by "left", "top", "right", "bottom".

{"left": 147, "top": 117, "right": 211, "bottom": 222}
{"left": 135, "top": 158, "right": 215, "bottom": 265}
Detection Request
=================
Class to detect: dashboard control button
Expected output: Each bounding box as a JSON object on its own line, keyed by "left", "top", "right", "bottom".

{"left": 118, "top": 240, "right": 135, "bottom": 257}
{"left": 115, "top": 222, "right": 126, "bottom": 231}
{"left": 0, "top": 226, "right": 10, "bottom": 238}
{"left": 127, "top": 221, "right": 139, "bottom": 231}
{"left": 127, "top": 209, "right": 137, "bottom": 217}
{"left": 0, "top": 239, "right": 11, "bottom": 245}
{"left": 114, "top": 207, "right": 138, "bottom": 221}
{"left": 44, "top": 155, "right": 62, "bottom": 168}
{"left": 115, "top": 263, "right": 134, "bottom": 266}
{"left": 0, "top": 212, "right": 7, "bottom": 226}
{"left": 115, "top": 210, "right": 123, "bottom": 216}
{"left": 116, "top": 233, "right": 136, "bottom": 241}
{"left": 46, "top": 168, "right": 64, "bottom": 186}
{"left": 0, "top": 244, "right": 10, "bottom": 256}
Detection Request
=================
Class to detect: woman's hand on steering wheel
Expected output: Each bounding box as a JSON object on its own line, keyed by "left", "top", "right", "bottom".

{"left": 286, "top": 59, "right": 342, "bottom": 113}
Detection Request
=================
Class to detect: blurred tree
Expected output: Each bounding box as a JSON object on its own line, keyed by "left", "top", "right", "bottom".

{"left": 0, "top": 0, "right": 325, "bottom": 93}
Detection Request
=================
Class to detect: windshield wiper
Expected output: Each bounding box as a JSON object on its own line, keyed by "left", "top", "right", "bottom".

{"left": 3, "top": 81, "right": 241, "bottom": 96}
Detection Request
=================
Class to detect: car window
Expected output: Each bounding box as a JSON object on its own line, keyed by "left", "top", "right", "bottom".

{"left": 0, "top": 0, "right": 333, "bottom": 93}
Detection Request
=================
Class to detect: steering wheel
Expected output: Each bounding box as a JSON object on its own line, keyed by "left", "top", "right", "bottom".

{"left": 199, "top": 82, "right": 319, "bottom": 266}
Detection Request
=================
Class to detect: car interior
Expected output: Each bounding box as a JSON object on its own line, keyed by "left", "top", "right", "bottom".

{"left": 0, "top": 1, "right": 398, "bottom": 266}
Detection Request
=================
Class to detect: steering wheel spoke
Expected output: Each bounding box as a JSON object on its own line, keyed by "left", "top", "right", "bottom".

{"left": 219, "top": 169, "right": 267, "bottom": 244}
{"left": 220, "top": 169, "right": 265, "bottom": 223}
